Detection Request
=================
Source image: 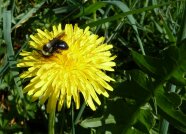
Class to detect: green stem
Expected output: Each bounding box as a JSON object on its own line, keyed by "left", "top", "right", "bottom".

{"left": 92, "top": 0, "right": 97, "bottom": 21}
{"left": 72, "top": 102, "right": 75, "bottom": 134}
{"left": 159, "top": 85, "right": 176, "bottom": 134}
{"left": 106, "top": 19, "right": 125, "bottom": 43}
{"left": 74, "top": 101, "right": 86, "bottom": 125}
{"left": 59, "top": 107, "right": 65, "bottom": 134}
{"left": 136, "top": 35, "right": 145, "bottom": 55}
{"left": 140, "top": 0, "right": 149, "bottom": 24}
{"left": 49, "top": 111, "right": 55, "bottom": 134}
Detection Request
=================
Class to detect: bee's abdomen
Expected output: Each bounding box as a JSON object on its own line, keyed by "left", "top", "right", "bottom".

{"left": 57, "top": 40, "right": 68, "bottom": 50}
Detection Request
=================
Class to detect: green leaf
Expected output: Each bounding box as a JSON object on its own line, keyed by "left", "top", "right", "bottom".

{"left": 124, "top": 128, "right": 145, "bottom": 134}
{"left": 155, "top": 86, "right": 186, "bottom": 132}
{"left": 107, "top": 77, "right": 153, "bottom": 133}
{"left": 131, "top": 46, "right": 186, "bottom": 85}
{"left": 114, "top": 81, "right": 150, "bottom": 103}
{"left": 80, "top": 114, "right": 116, "bottom": 128}
{"left": 0, "top": 82, "right": 8, "bottom": 90}
{"left": 134, "top": 105, "right": 156, "bottom": 133}
{"left": 166, "top": 92, "right": 182, "bottom": 108}
{"left": 131, "top": 50, "right": 166, "bottom": 77}
{"left": 161, "top": 46, "right": 186, "bottom": 85}
{"left": 118, "top": 44, "right": 186, "bottom": 133}
{"left": 127, "top": 70, "right": 149, "bottom": 90}
{"left": 113, "top": 74, "right": 155, "bottom": 133}
{"left": 104, "top": 99, "right": 138, "bottom": 134}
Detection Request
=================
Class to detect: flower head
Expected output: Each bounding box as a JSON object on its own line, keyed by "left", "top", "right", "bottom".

{"left": 17, "top": 24, "right": 116, "bottom": 113}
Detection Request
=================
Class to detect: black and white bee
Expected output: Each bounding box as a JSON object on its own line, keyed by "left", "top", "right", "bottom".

{"left": 41, "top": 32, "right": 68, "bottom": 57}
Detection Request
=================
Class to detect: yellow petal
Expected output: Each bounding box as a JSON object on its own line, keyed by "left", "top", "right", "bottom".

{"left": 37, "top": 29, "right": 52, "bottom": 40}
{"left": 87, "top": 96, "right": 96, "bottom": 111}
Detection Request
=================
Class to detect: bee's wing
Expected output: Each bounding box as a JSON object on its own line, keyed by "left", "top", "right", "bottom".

{"left": 55, "top": 32, "right": 66, "bottom": 39}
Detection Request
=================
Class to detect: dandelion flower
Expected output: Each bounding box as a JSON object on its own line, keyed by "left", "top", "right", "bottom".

{"left": 17, "top": 24, "right": 116, "bottom": 113}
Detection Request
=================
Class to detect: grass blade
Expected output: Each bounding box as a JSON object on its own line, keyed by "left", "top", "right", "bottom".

{"left": 11, "top": 0, "right": 45, "bottom": 30}
{"left": 3, "top": 11, "right": 14, "bottom": 56}
{"left": 73, "top": 2, "right": 106, "bottom": 19}
{"left": 82, "top": 1, "right": 173, "bottom": 28}
{"left": 3, "top": 10, "right": 23, "bottom": 98}
{"left": 103, "top": 1, "right": 145, "bottom": 54}
{"left": 177, "top": 1, "right": 186, "bottom": 42}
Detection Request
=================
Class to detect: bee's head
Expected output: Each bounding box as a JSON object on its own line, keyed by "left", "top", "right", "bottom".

{"left": 42, "top": 43, "right": 53, "bottom": 56}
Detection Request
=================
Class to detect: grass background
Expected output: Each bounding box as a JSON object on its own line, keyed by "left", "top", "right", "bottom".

{"left": 0, "top": 0, "right": 186, "bottom": 134}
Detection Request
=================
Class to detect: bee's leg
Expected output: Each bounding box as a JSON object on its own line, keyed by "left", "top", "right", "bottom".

{"left": 56, "top": 49, "right": 61, "bottom": 53}
{"left": 33, "top": 49, "right": 42, "bottom": 55}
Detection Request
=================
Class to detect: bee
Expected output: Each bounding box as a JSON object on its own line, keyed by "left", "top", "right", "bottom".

{"left": 41, "top": 32, "right": 68, "bottom": 57}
